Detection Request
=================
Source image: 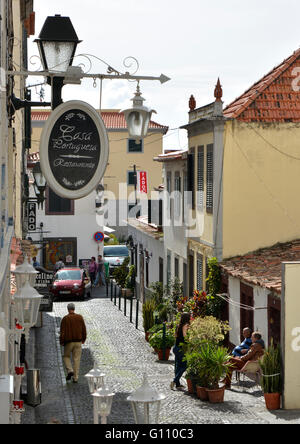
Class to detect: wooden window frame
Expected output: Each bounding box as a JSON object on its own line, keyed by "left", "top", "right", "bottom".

{"left": 45, "top": 186, "right": 74, "bottom": 216}
{"left": 127, "top": 138, "right": 144, "bottom": 153}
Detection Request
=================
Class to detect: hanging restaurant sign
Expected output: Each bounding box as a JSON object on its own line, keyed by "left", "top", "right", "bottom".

{"left": 40, "top": 101, "right": 109, "bottom": 199}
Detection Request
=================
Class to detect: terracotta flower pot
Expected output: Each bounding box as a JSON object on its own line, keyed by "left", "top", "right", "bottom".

{"left": 196, "top": 385, "right": 208, "bottom": 401}
{"left": 207, "top": 386, "right": 225, "bottom": 403}
{"left": 157, "top": 348, "right": 171, "bottom": 361}
{"left": 186, "top": 378, "right": 194, "bottom": 394}
{"left": 145, "top": 331, "right": 150, "bottom": 342}
{"left": 264, "top": 393, "right": 281, "bottom": 410}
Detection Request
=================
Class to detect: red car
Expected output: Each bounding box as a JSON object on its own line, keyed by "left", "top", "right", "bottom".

{"left": 50, "top": 267, "right": 90, "bottom": 301}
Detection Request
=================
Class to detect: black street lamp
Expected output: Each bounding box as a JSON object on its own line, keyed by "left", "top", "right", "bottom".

{"left": 34, "top": 14, "right": 82, "bottom": 109}
{"left": 32, "top": 162, "right": 47, "bottom": 209}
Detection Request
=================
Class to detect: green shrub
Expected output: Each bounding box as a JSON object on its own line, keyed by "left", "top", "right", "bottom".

{"left": 148, "top": 324, "right": 175, "bottom": 350}
{"left": 142, "top": 298, "right": 156, "bottom": 332}
{"left": 195, "top": 343, "right": 232, "bottom": 389}
{"left": 125, "top": 265, "right": 135, "bottom": 290}
{"left": 113, "top": 257, "right": 130, "bottom": 288}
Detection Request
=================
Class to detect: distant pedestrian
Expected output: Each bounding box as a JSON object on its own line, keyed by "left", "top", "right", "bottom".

{"left": 88, "top": 256, "right": 98, "bottom": 286}
{"left": 59, "top": 303, "right": 87, "bottom": 383}
{"left": 54, "top": 257, "right": 65, "bottom": 272}
{"left": 170, "top": 312, "right": 191, "bottom": 391}
{"left": 32, "top": 257, "right": 40, "bottom": 268}
{"left": 94, "top": 254, "right": 106, "bottom": 287}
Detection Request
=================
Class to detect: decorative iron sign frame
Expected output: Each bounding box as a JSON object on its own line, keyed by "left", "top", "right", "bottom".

{"left": 40, "top": 100, "right": 109, "bottom": 199}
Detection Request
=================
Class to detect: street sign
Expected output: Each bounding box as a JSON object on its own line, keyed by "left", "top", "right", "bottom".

{"left": 137, "top": 171, "right": 148, "bottom": 193}
{"left": 94, "top": 231, "right": 104, "bottom": 242}
{"left": 27, "top": 202, "right": 37, "bottom": 231}
{"left": 34, "top": 269, "right": 54, "bottom": 312}
{"left": 40, "top": 101, "right": 109, "bottom": 199}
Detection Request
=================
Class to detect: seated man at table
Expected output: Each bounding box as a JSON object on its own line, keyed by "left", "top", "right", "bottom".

{"left": 232, "top": 327, "right": 252, "bottom": 357}
{"left": 224, "top": 331, "right": 265, "bottom": 388}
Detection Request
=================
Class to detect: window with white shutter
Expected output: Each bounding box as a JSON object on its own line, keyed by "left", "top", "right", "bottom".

{"left": 166, "top": 171, "right": 172, "bottom": 220}
{"left": 197, "top": 146, "right": 204, "bottom": 209}
{"left": 206, "top": 144, "right": 214, "bottom": 213}
{"left": 174, "top": 172, "right": 181, "bottom": 220}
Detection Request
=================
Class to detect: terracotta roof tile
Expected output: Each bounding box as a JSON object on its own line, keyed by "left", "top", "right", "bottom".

{"left": 224, "top": 48, "right": 300, "bottom": 122}
{"left": 220, "top": 239, "right": 300, "bottom": 294}
{"left": 31, "top": 110, "right": 168, "bottom": 132}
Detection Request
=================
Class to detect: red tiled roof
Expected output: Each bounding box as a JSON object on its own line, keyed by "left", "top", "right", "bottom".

{"left": 220, "top": 239, "right": 300, "bottom": 294}
{"left": 31, "top": 110, "right": 168, "bottom": 132}
{"left": 224, "top": 48, "right": 300, "bottom": 122}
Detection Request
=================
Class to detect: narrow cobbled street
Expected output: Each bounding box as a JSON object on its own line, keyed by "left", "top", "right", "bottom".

{"left": 21, "top": 288, "right": 298, "bottom": 425}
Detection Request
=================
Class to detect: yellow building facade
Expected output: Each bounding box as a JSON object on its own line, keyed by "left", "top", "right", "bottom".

{"left": 183, "top": 49, "right": 300, "bottom": 291}
{"left": 30, "top": 109, "right": 167, "bottom": 236}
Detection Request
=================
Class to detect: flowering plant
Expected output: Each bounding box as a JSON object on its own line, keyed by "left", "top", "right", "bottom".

{"left": 176, "top": 290, "right": 207, "bottom": 318}
{"left": 186, "top": 316, "right": 231, "bottom": 353}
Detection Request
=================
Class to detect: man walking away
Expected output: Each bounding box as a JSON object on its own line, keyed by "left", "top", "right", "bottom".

{"left": 59, "top": 303, "right": 87, "bottom": 383}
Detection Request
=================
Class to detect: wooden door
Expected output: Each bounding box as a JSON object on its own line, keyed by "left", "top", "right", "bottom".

{"left": 240, "top": 283, "right": 254, "bottom": 339}
{"left": 268, "top": 294, "right": 281, "bottom": 346}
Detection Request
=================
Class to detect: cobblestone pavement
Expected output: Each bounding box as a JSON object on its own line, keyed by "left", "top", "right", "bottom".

{"left": 21, "top": 287, "right": 300, "bottom": 425}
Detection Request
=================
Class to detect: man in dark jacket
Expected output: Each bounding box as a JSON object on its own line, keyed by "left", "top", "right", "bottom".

{"left": 60, "top": 303, "right": 87, "bottom": 383}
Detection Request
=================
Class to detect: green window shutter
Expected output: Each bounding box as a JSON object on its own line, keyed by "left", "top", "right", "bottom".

{"left": 197, "top": 146, "right": 204, "bottom": 208}
{"left": 197, "top": 254, "right": 203, "bottom": 290}
{"left": 206, "top": 144, "right": 214, "bottom": 213}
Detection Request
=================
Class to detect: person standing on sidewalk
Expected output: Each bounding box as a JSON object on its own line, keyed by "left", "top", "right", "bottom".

{"left": 170, "top": 312, "right": 191, "bottom": 391}
{"left": 59, "top": 303, "right": 87, "bottom": 383}
{"left": 94, "top": 254, "right": 106, "bottom": 287}
{"left": 89, "top": 256, "right": 98, "bottom": 286}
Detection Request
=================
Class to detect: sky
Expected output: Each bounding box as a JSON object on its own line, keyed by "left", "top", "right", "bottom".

{"left": 28, "top": 0, "right": 300, "bottom": 151}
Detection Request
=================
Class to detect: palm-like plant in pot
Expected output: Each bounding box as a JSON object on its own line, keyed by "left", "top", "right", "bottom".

{"left": 259, "top": 341, "right": 282, "bottom": 410}
{"left": 196, "top": 343, "right": 233, "bottom": 403}
{"left": 142, "top": 298, "right": 156, "bottom": 341}
{"left": 124, "top": 265, "right": 136, "bottom": 296}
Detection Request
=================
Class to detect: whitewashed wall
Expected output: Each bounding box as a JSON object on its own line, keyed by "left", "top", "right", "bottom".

{"left": 32, "top": 191, "right": 104, "bottom": 265}
{"left": 127, "top": 223, "right": 164, "bottom": 289}
{"left": 163, "top": 159, "right": 187, "bottom": 286}
{"left": 228, "top": 276, "right": 269, "bottom": 346}
{"left": 253, "top": 286, "right": 268, "bottom": 341}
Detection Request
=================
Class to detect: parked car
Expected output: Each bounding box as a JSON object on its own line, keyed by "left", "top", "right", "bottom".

{"left": 103, "top": 245, "right": 129, "bottom": 275}
{"left": 50, "top": 267, "right": 90, "bottom": 300}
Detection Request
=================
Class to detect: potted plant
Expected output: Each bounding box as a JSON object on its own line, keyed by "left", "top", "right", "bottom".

{"left": 142, "top": 298, "right": 156, "bottom": 341}
{"left": 184, "top": 351, "right": 208, "bottom": 399}
{"left": 124, "top": 265, "right": 136, "bottom": 297}
{"left": 196, "top": 343, "right": 232, "bottom": 403}
{"left": 113, "top": 257, "right": 130, "bottom": 289}
{"left": 259, "top": 341, "right": 282, "bottom": 410}
{"left": 148, "top": 323, "right": 175, "bottom": 360}
{"left": 186, "top": 316, "right": 231, "bottom": 352}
